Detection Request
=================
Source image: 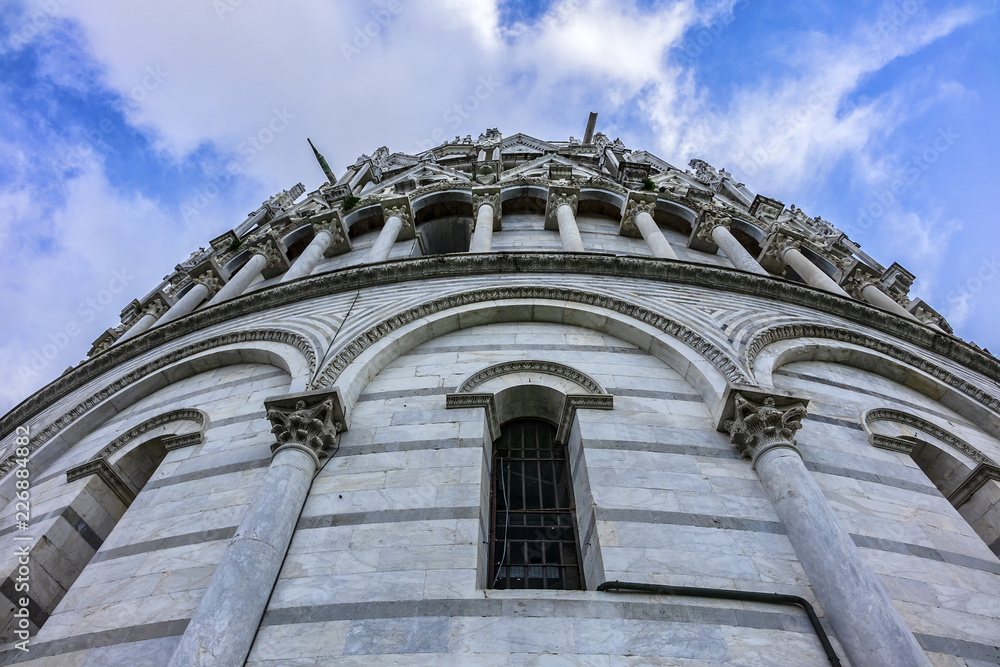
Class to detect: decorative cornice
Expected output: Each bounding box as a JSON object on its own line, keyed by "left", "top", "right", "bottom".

{"left": 308, "top": 285, "right": 748, "bottom": 390}
{"left": 0, "top": 329, "right": 316, "bottom": 480}
{"left": 92, "top": 409, "right": 206, "bottom": 463}
{"left": 725, "top": 393, "right": 808, "bottom": 467}
{"left": 445, "top": 392, "right": 500, "bottom": 441}
{"left": 948, "top": 463, "right": 1000, "bottom": 507}
{"left": 457, "top": 360, "right": 606, "bottom": 395}
{"left": 5, "top": 253, "right": 999, "bottom": 447}
{"left": 65, "top": 458, "right": 136, "bottom": 505}
{"left": 556, "top": 394, "right": 614, "bottom": 444}
{"left": 863, "top": 408, "right": 990, "bottom": 465}
{"left": 747, "top": 324, "right": 1000, "bottom": 415}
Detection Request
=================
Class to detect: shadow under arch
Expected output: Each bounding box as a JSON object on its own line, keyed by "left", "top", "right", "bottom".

{"left": 0, "top": 330, "right": 314, "bottom": 489}
{"left": 747, "top": 324, "right": 1000, "bottom": 439}
{"left": 310, "top": 286, "right": 746, "bottom": 423}
{"left": 863, "top": 408, "right": 1000, "bottom": 558}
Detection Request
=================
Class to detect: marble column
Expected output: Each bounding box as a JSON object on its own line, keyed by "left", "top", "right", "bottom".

{"left": 725, "top": 393, "right": 931, "bottom": 667}
{"left": 366, "top": 214, "right": 403, "bottom": 263}
{"left": 281, "top": 220, "right": 344, "bottom": 283}
{"left": 849, "top": 278, "right": 922, "bottom": 322}
{"left": 155, "top": 274, "right": 221, "bottom": 326}
{"left": 208, "top": 246, "right": 273, "bottom": 307}
{"left": 778, "top": 241, "right": 851, "bottom": 297}
{"left": 622, "top": 196, "right": 677, "bottom": 260}
{"left": 168, "top": 392, "right": 342, "bottom": 667}
{"left": 711, "top": 226, "right": 767, "bottom": 275}
{"left": 116, "top": 299, "right": 166, "bottom": 344}
{"left": 555, "top": 200, "right": 584, "bottom": 252}
{"left": 470, "top": 201, "right": 495, "bottom": 253}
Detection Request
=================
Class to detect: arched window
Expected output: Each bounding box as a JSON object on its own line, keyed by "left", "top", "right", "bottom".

{"left": 489, "top": 419, "right": 583, "bottom": 590}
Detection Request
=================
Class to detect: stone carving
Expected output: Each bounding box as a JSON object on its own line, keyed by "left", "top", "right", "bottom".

{"left": 556, "top": 394, "right": 614, "bottom": 444}
{"left": 761, "top": 233, "right": 800, "bottom": 267}
{"left": 309, "top": 284, "right": 748, "bottom": 390}
{"left": 92, "top": 409, "right": 206, "bottom": 462}
{"left": 266, "top": 397, "right": 342, "bottom": 458}
{"left": 194, "top": 271, "right": 223, "bottom": 298}
{"left": 695, "top": 210, "right": 732, "bottom": 245}
{"left": 0, "top": 328, "right": 318, "bottom": 479}
{"left": 472, "top": 191, "right": 500, "bottom": 212}
{"left": 142, "top": 299, "right": 167, "bottom": 318}
{"left": 65, "top": 458, "right": 136, "bottom": 505}
{"left": 689, "top": 159, "right": 722, "bottom": 187}
{"left": 842, "top": 274, "right": 876, "bottom": 300}
{"left": 445, "top": 393, "right": 500, "bottom": 440}
{"left": 948, "top": 463, "right": 1000, "bottom": 507}
{"left": 457, "top": 360, "right": 606, "bottom": 395}
{"left": 725, "top": 394, "right": 808, "bottom": 464}
{"left": 864, "top": 408, "right": 989, "bottom": 464}
{"left": 744, "top": 323, "right": 1000, "bottom": 414}
{"left": 312, "top": 215, "right": 345, "bottom": 244}
{"left": 620, "top": 197, "right": 657, "bottom": 235}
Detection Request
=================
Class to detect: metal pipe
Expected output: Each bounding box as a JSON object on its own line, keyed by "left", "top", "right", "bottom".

{"left": 596, "top": 580, "right": 841, "bottom": 666}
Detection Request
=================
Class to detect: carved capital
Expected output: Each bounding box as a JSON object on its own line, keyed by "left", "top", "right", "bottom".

{"left": 691, "top": 210, "right": 732, "bottom": 251}
{"left": 380, "top": 195, "right": 415, "bottom": 241}
{"left": 620, "top": 194, "right": 657, "bottom": 237}
{"left": 311, "top": 212, "right": 345, "bottom": 244}
{"left": 724, "top": 393, "right": 808, "bottom": 466}
{"left": 141, "top": 299, "right": 167, "bottom": 318}
{"left": 544, "top": 186, "right": 579, "bottom": 230}
{"left": 472, "top": 186, "right": 502, "bottom": 230}
{"left": 265, "top": 390, "right": 345, "bottom": 462}
{"left": 193, "top": 271, "right": 223, "bottom": 297}
{"left": 842, "top": 274, "right": 876, "bottom": 300}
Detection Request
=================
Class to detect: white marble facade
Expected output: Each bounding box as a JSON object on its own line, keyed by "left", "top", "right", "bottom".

{"left": 0, "top": 128, "right": 998, "bottom": 666}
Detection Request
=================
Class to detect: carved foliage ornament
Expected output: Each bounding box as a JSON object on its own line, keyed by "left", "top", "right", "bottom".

{"left": 194, "top": 271, "right": 223, "bottom": 297}
{"left": 725, "top": 394, "right": 808, "bottom": 465}
{"left": 266, "top": 397, "right": 342, "bottom": 458}
{"left": 621, "top": 198, "right": 657, "bottom": 233}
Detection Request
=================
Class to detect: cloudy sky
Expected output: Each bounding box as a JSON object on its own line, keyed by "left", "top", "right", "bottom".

{"left": 1, "top": 0, "right": 997, "bottom": 414}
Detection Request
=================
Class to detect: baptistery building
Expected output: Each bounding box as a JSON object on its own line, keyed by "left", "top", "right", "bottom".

{"left": 1, "top": 119, "right": 999, "bottom": 666}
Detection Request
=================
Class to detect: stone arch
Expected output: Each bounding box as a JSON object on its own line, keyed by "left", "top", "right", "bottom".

{"left": 500, "top": 184, "right": 548, "bottom": 215}
{"left": 0, "top": 408, "right": 207, "bottom": 642}
{"left": 310, "top": 286, "right": 744, "bottom": 421}
{"left": 0, "top": 329, "right": 314, "bottom": 486}
{"left": 457, "top": 360, "right": 607, "bottom": 395}
{"left": 746, "top": 323, "right": 1000, "bottom": 437}
{"left": 577, "top": 188, "right": 626, "bottom": 220}
{"left": 412, "top": 189, "right": 474, "bottom": 224}
{"left": 864, "top": 408, "right": 1000, "bottom": 557}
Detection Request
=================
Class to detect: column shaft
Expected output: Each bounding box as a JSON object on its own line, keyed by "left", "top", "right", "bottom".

{"left": 156, "top": 283, "right": 210, "bottom": 326}
{"left": 365, "top": 215, "right": 403, "bottom": 263}
{"left": 711, "top": 225, "right": 768, "bottom": 275}
{"left": 167, "top": 445, "right": 317, "bottom": 667}
{"left": 208, "top": 252, "right": 267, "bottom": 306}
{"left": 861, "top": 284, "right": 921, "bottom": 322}
{"left": 281, "top": 230, "right": 332, "bottom": 283}
{"left": 635, "top": 211, "right": 677, "bottom": 259}
{"left": 755, "top": 448, "right": 930, "bottom": 666}
{"left": 470, "top": 203, "right": 494, "bottom": 253}
{"left": 116, "top": 312, "right": 158, "bottom": 344}
{"left": 556, "top": 204, "right": 584, "bottom": 252}
{"left": 783, "top": 247, "right": 850, "bottom": 297}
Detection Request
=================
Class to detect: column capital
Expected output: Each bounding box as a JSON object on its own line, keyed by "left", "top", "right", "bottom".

{"left": 719, "top": 390, "right": 809, "bottom": 467}
{"left": 141, "top": 298, "right": 168, "bottom": 318}
{"left": 472, "top": 186, "right": 502, "bottom": 230}
{"left": 248, "top": 236, "right": 289, "bottom": 278}
{"left": 264, "top": 389, "right": 346, "bottom": 462}
{"left": 619, "top": 191, "right": 657, "bottom": 237}
{"left": 192, "top": 270, "right": 223, "bottom": 297}
{"left": 840, "top": 266, "right": 879, "bottom": 300}
{"left": 380, "top": 195, "right": 415, "bottom": 241}
{"left": 308, "top": 211, "right": 351, "bottom": 257}
{"left": 544, "top": 186, "right": 579, "bottom": 230}
{"left": 757, "top": 230, "right": 801, "bottom": 273}
{"left": 689, "top": 209, "right": 732, "bottom": 251}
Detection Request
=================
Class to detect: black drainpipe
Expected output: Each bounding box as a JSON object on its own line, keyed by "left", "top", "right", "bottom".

{"left": 596, "top": 580, "right": 841, "bottom": 666}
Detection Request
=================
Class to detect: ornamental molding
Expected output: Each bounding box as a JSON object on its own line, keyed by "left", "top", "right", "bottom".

{"left": 308, "top": 285, "right": 748, "bottom": 390}
{"left": 445, "top": 392, "right": 500, "bottom": 440}
{"left": 5, "top": 253, "right": 1000, "bottom": 446}
{"left": 746, "top": 324, "right": 1000, "bottom": 415}
{"left": 556, "top": 394, "right": 614, "bottom": 444}
{"left": 948, "top": 463, "right": 1000, "bottom": 507}
{"left": 863, "top": 408, "right": 989, "bottom": 465}
{"left": 265, "top": 393, "right": 343, "bottom": 460}
{"left": 0, "top": 328, "right": 317, "bottom": 480}
{"left": 457, "top": 360, "right": 606, "bottom": 395}
{"left": 65, "top": 458, "right": 135, "bottom": 506}
{"left": 725, "top": 393, "right": 808, "bottom": 467}
{"left": 92, "top": 409, "right": 206, "bottom": 463}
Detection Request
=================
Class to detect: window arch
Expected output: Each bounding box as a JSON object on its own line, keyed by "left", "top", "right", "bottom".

{"left": 489, "top": 419, "right": 583, "bottom": 590}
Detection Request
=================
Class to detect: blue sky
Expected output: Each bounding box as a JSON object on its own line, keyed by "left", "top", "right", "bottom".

{"left": 0, "top": 0, "right": 997, "bottom": 414}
